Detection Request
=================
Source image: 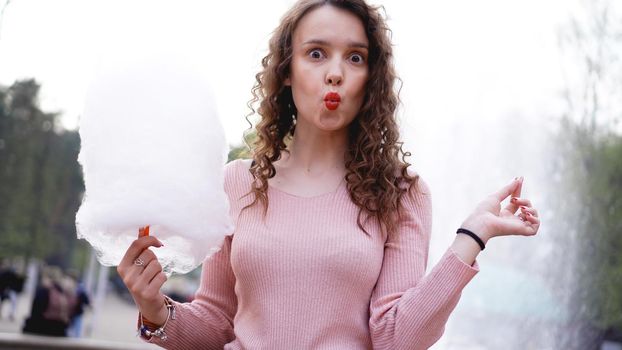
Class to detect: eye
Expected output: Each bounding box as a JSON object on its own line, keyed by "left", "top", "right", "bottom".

{"left": 308, "top": 49, "right": 325, "bottom": 60}
{"left": 349, "top": 53, "right": 365, "bottom": 64}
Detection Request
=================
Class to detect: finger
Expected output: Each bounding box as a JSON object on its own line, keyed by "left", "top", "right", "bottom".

{"left": 511, "top": 197, "right": 533, "bottom": 208}
{"left": 127, "top": 271, "right": 148, "bottom": 300}
{"left": 512, "top": 176, "right": 523, "bottom": 198}
{"left": 504, "top": 177, "right": 524, "bottom": 213}
{"left": 119, "top": 250, "right": 156, "bottom": 291}
{"left": 519, "top": 206, "right": 538, "bottom": 217}
{"left": 139, "top": 259, "right": 162, "bottom": 283}
{"left": 506, "top": 197, "right": 533, "bottom": 215}
{"left": 517, "top": 212, "right": 539, "bottom": 232}
{"left": 145, "top": 272, "right": 167, "bottom": 295}
{"left": 524, "top": 212, "right": 540, "bottom": 225}
{"left": 121, "top": 250, "right": 157, "bottom": 289}
{"left": 141, "top": 274, "right": 168, "bottom": 309}
{"left": 494, "top": 216, "right": 537, "bottom": 237}
{"left": 132, "top": 260, "right": 162, "bottom": 302}
{"left": 119, "top": 236, "right": 163, "bottom": 270}
{"left": 135, "top": 249, "right": 158, "bottom": 268}
{"left": 120, "top": 262, "right": 142, "bottom": 290}
{"left": 493, "top": 178, "right": 521, "bottom": 202}
{"left": 522, "top": 222, "right": 538, "bottom": 236}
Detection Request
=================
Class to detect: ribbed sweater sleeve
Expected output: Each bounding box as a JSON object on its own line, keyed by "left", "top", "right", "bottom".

{"left": 368, "top": 178, "right": 479, "bottom": 350}
{"left": 146, "top": 234, "right": 237, "bottom": 350}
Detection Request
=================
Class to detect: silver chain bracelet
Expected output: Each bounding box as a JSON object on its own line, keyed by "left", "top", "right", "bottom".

{"left": 138, "top": 295, "right": 176, "bottom": 341}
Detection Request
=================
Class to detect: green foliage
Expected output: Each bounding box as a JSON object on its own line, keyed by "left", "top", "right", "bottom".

{"left": 227, "top": 130, "right": 256, "bottom": 163}
{"left": 0, "top": 79, "right": 84, "bottom": 266}
{"left": 582, "top": 132, "right": 622, "bottom": 329}
{"left": 552, "top": 118, "right": 622, "bottom": 331}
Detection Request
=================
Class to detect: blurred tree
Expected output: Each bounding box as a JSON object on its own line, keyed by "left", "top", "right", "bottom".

{"left": 227, "top": 129, "right": 256, "bottom": 162}
{"left": 0, "top": 79, "right": 84, "bottom": 268}
{"left": 548, "top": 0, "right": 622, "bottom": 347}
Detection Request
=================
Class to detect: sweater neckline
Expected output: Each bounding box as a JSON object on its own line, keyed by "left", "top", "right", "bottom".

{"left": 268, "top": 178, "right": 345, "bottom": 199}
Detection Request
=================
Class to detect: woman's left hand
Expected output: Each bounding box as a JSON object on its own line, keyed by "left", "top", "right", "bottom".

{"left": 460, "top": 177, "right": 540, "bottom": 244}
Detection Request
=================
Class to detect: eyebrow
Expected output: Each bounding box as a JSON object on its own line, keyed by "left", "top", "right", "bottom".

{"left": 302, "top": 39, "right": 369, "bottom": 50}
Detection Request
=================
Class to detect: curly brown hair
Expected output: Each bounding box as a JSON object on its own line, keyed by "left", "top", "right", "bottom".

{"left": 244, "top": 0, "right": 420, "bottom": 236}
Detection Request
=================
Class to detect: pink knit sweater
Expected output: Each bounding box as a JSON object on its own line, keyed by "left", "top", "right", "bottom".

{"left": 145, "top": 159, "right": 479, "bottom": 349}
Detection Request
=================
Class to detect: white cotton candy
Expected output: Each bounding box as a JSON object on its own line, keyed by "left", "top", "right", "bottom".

{"left": 76, "top": 53, "right": 234, "bottom": 275}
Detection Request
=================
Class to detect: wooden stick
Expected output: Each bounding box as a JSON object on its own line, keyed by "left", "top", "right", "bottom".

{"left": 138, "top": 225, "right": 150, "bottom": 237}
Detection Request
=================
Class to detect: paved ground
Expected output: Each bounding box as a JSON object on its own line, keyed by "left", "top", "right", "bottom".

{"left": 0, "top": 290, "right": 158, "bottom": 348}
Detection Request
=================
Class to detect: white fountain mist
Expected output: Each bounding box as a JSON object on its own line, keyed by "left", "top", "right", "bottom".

{"left": 387, "top": 0, "right": 621, "bottom": 348}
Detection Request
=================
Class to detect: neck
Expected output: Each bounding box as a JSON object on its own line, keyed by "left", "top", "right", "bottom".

{"left": 282, "top": 124, "right": 348, "bottom": 175}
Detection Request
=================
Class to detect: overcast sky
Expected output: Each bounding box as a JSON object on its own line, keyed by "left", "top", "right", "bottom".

{"left": 0, "top": 0, "right": 581, "bottom": 146}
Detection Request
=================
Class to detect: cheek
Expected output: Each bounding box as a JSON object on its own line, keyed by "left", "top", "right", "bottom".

{"left": 296, "top": 68, "right": 321, "bottom": 93}
{"left": 347, "top": 68, "right": 368, "bottom": 96}
{"left": 290, "top": 80, "right": 313, "bottom": 109}
{"left": 291, "top": 72, "right": 322, "bottom": 109}
{"left": 349, "top": 72, "right": 369, "bottom": 106}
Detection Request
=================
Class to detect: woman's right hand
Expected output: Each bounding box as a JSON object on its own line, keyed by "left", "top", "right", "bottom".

{"left": 117, "top": 236, "right": 168, "bottom": 325}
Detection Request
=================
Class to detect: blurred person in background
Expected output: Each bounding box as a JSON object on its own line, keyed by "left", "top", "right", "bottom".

{"left": 0, "top": 261, "right": 24, "bottom": 322}
{"left": 22, "top": 266, "right": 75, "bottom": 337}
{"left": 66, "top": 270, "right": 91, "bottom": 338}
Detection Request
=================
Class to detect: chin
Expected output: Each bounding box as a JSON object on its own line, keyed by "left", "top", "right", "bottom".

{"left": 323, "top": 106, "right": 360, "bottom": 126}
{"left": 317, "top": 115, "right": 348, "bottom": 131}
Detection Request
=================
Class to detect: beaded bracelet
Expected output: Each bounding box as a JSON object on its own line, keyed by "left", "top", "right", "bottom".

{"left": 138, "top": 295, "right": 176, "bottom": 341}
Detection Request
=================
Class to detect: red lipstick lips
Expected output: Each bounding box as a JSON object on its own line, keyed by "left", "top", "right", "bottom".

{"left": 324, "top": 92, "right": 341, "bottom": 111}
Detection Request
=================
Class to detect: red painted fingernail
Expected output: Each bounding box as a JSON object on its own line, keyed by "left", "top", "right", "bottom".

{"left": 511, "top": 197, "right": 517, "bottom": 202}
{"left": 520, "top": 206, "right": 527, "bottom": 210}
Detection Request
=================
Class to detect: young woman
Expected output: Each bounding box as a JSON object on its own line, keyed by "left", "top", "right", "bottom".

{"left": 117, "top": 1, "right": 541, "bottom": 349}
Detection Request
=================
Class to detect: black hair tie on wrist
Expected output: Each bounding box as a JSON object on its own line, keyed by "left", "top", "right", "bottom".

{"left": 456, "top": 228, "right": 485, "bottom": 251}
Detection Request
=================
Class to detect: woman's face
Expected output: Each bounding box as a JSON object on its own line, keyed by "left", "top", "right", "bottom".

{"left": 286, "top": 5, "right": 369, "bottom": 133}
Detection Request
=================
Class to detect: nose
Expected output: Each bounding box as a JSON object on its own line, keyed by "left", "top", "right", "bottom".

{"left": 326, "top": 74, "right": 342, "bottom": 86}
{"left": 325, "top": 62, "right": 343, "bottom": 86}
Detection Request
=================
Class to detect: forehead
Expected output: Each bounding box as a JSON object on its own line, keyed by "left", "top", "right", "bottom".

{"left": 293, "top": 5, "right": 368, "bottom": 47}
